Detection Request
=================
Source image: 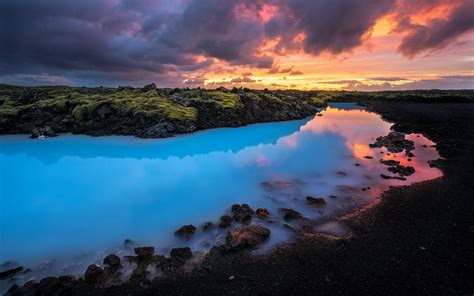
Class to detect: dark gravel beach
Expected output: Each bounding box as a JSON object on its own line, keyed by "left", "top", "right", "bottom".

{"left": 6, "top": 101, "right": 474, "bottom": 295}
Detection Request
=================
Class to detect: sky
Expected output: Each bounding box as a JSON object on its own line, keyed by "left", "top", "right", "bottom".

{"left": 0, "top": 0, "right": 473, "bottom": 90}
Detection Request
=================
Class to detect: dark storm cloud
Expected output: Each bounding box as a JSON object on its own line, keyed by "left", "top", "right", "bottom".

{"left": 268, "top": 0, "right": 396, "bottom": 54}
{"left": 0, "top": 0, "right": 472, "bottom": 87}
{"left": 397, "top": 0, "right": 474, "bottom": 57}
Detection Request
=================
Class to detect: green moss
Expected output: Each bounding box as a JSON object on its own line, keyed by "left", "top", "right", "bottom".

{"left": 310, "top": 97, "right": 326, "bottom": 107}
{"left": 207, "top": 91, "right": 241, "bottom": 108}
{"left": 72, "top": 100, "right": 107, "bottom": 121}
{"left": 113, "top": 97, "right": 197, "bottom": 121}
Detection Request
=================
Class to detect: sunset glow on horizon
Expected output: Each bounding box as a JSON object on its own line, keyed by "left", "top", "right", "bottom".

{"left": 1, "top": 0, "right": 473, "bottom": 90}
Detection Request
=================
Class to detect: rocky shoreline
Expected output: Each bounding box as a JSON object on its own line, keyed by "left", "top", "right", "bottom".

{"left": 3, "top": 126, "right": 440, "bottom": 295}
{"left": 1, "top": 85, "right": 472, "bottom": 139}
{"left": 1, "top": 96, "right": 473, "bottom": 295}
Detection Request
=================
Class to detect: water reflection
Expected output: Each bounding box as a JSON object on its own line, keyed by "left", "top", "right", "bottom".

{"left": 0, "top": 103, "right": 442, "bottom": 281}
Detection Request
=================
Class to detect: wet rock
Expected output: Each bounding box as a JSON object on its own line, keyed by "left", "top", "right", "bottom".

{"left": 134, "top": 246, "right": 155, "bottom": 261}
{"left": 379, "top": 159, "right": 400, "bottom": 166}
{"left": 231, "top": 204, "right": 254, "bottom": 223}
{"left": 84, "top": 264, "right": 103, "bottom": 282}
{"left": 223, "top": 224, "right": 271, "bottom": 252}
{"left": 280, "top": 208, "right": 303, "bottom": 221}
{"left": 30, "top": 125, "right": 57, "bottom": 138}
{"left": 364, "top": 156, "right": 373, "bottom": 159}
{"left": 0, "top": 261, "right": 23, "bottom": 279}
{"left": 337, "top": 171, "right": 348, "bottom": 176}
{"left": 170, "top": 247, "right": 193, "bottom": 260}
{"left": 175, "top": 224, "right": 197, "bottom": 238}
{"left": 202, "top": 222, "right": 213, "bottom": 231}
{"left": 380, "top": 174, "right": 407, "bottom": 181}
{"left": 219, "top": 215, "right": 232, "bottom": 228}
{"left": 428, "top": 158, "right": 445, "bottom": 169}
{"left": 256, "top": 208, "right": 270, "bottom": 219}
{"left": 387, "top": 165, "right": 415, "bottom": 176}
{"left": 369, "top": 132, "right": 415, "bottom": 154}
{"left": 124, "top": 239, "right": 135, "bottom": 248}
{"left": 139, "top": 122, "right": 176, "bottom": 138}
{"left": 306, "top": 196, "right": 326, "bottom": 207}
{"left": 103, "top": 254, "right": 121, "bottom": 269}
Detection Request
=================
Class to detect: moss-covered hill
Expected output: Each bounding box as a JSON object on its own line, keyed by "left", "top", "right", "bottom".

{"left": 0, "top": 84, "right": 472, "bottom": 138}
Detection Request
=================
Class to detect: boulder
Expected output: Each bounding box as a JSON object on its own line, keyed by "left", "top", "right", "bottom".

{"left": 231, "top": 204, "right": 254, "bottom": 223}
{"left": 387, "top": 165, "right": 415, "bottom": 176}
{"left": 380, "top": 174, "right": 407, "bottom": 181}
{"left": 219, "top": 215, "right": 232, "bottom": 227}
{"left": 256, "top": 208, "right": 270, "bottom": 219}
{"left": 84, "top": 265, "right": 103, "bottom": 282}
{"left": 134, "top": 246, "right": 155, "bottom": 261}
{"left": 306, "top": 196, "right": 326, "bottom": 207}
{"left": 223, "top": 224, "right": 271, "bottom": 252}
{"left": 175, "top": 224, "right": 196, "bottom": 238}
{"left": 139, "top": 122, "right": 176, "bottom": 138}
{"left": 202, "top": 222, "right": 213, "bottom": 231}
{"left": 103, "top": 254, "right": 121, "bottom": 269}
{"left": 0, "top": 261, "right": 24, "bottom": 279}
{"left": 170, "top": 247, "right": 193, "bottom": 260}
{"left": 124, "top": 239, "right": 135, "bottom": 248}
{"left": 30, "top": 125, "right": 57, "bottom": 138}
{"left": 280, "top": 208, "right": 303, "bottom": 221}
{"left": 428, "top": 158, "right": 444, "bottom": 169}
{"left": 379, "top": 159, "right": 400, "bottom": 166}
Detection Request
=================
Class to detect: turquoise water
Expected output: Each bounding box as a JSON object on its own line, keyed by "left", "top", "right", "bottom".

{"left": 0, "top": 103, "right": 441, "bottom": 279}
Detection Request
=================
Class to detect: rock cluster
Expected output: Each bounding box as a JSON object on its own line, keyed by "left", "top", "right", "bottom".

{"left": 223, "top": 224, "right": 271, "bottom": 252}
{"left": 30, "top": 126, "right": 57, "bottom": 138}
{"left": 231, "top": 204, "right": 254, "bottom": 223}
{"left": 369, "top": 132, "right": 415, "bottom": 154}
{"left": 175, "top": 224, "right": 197, "bottom": 239}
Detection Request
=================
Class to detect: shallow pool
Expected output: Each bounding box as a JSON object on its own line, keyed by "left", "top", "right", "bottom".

{"left": 0, "top": 103, "right": 442, "bottom": 280}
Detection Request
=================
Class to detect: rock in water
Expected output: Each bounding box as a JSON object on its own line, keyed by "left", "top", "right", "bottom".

{"left": 202, "top": 222, "right": 213, "bottom": 231}
{"left": 256, "top": 208, "right": 270, "bottom": 219}
{"left": 369, "top": 132, "right": 415, "bottom": 154}
{"left": 380, "top": 174, "right": 407, "bottom": 181}
{"left": 223, "top": 224, "right": 271, "bottom": 252}
{"left": 379, "top": 159, "right": 400, "bottom": 166}
{"left": 0, "top": 261, "right": 24, "bottom": 279}
{"left": 219, "top": 215, "right": 232, "bottom": 227}
{"left": 31, "top": 126, "right": 57, "bottom": 138}
{"left": 84, "top": 265, "right": 103, "bottom": 282}
{"left": 306, "top": 196, "right": 326, "bottom": 207}
{"left": 280, "top": 208, "right": 303, "bottom": 221}
{"left": 175, "top": 224, "right": 197, "bottom": 238}
{"left": 134, "top": 246, "right": 155, "bottom": 261}
{"left": 387, "top": 165, "right": 415, "bottom": 176}
{"left": 170, "top": 247, "right": 193, "bottom": 260}
{"left": 231, "top": 204, "right": 254, "bottom": 223}
{"left": 103, "top": 254, "right": 121, "bottom": 269}
{"left": 139, "top": 122, "right": 176, "bottom": 138}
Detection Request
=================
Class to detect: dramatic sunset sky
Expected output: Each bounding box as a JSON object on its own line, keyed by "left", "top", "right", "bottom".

{"left": 1, "top": 0, "right": 473, "bottom": 90}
